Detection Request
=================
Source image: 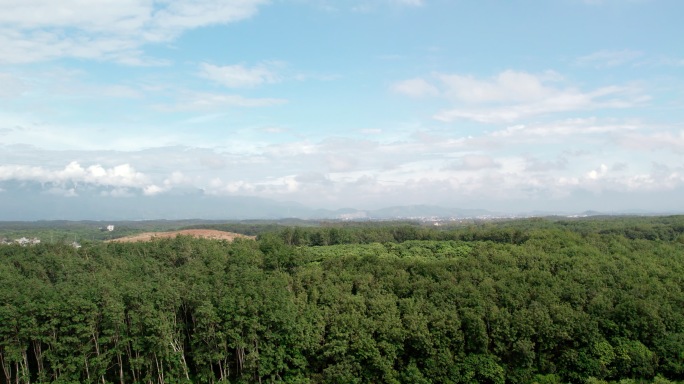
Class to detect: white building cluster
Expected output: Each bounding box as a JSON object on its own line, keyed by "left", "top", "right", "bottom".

{"left": 1, "top": 237, "right": 41, "bottom": 246}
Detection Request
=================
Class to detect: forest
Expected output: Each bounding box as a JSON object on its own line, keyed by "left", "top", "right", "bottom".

{"left": 1, "top": 216, "right": 684, "bottom": 383}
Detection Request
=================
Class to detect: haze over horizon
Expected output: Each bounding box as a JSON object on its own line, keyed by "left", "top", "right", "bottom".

{"left": 1, "top": 0, "right": 684, "bottom": 218}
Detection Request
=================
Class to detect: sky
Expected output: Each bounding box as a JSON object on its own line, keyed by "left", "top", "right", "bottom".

{"left": 1, "top": 0, "right": 684, "bottom": 217}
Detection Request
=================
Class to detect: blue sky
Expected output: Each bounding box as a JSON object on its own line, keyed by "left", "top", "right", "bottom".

{"left": 1, "top": 0, "right": 683, "bottom": 215}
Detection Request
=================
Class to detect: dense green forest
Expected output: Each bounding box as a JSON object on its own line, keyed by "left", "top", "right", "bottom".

{"left": 1, "top": 217, "right": 684, "bottom": 383}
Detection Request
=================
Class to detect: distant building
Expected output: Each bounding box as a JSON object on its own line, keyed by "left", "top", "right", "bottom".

{"left": 15, "top": 237, "right": 40, "bottom": 246}
{"left": 106, "top": 225, "right": 115, "bottom": 232}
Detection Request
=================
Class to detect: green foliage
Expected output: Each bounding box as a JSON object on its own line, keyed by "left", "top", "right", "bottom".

{"left": 1, "top": 216, "right": 684, "bottom": 383}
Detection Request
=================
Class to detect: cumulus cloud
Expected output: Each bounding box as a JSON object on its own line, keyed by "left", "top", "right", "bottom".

{"left": 143, "top": 184, "right": 165, "bottom": 196}
{"left": 1, "top": 118, "right": 681, "bottom": 212}
{"left": 0, "top": 0, "right": 269, "bottom": 64}
{"left": 587, "top": 163, "right": 609, "bottom": 180}
{"left": 163, "top": 171, "right": 190, "bottom": 188}
{"left": 0, "top": 161, "right": 156, "bottom": 192}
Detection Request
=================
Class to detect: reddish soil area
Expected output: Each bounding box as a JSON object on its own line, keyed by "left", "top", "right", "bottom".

{"left": 106, "top": 229, "right": 255, "bottom": 243}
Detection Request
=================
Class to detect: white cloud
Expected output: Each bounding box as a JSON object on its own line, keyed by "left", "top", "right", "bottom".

{"left": 360, "top": 128, "right": 383, "bottom": 135}
{"left": 143, "top": 184, "right": 164, "bottom": 196}
{"left": 0, "top": 161, "right": 151, "bottom": 189}
{"left": 0, "top": 0, "right": 150, "bottom": 31}
{"left": 617, "top": 130, "right": 684, "bottom": 153}
{"left": 438, "top": 70, "right": 558, "bottom": 103}
{"left": 394, "top": 70, "right": 649, "bottom": 123}
{"left": 295, "top": 172, "right": 332, "bottom": 185}
{"left": 524, "top": 156, "right": 568, "bottom": 172}
{"left": 448, "top": 154, "right": 500, "bottom": 171}
{"left": 391, "top": 77, "right": 439, "bottom": 98}
{"left": 199, "top": 62, "right": 281, "bottom": 88}
{"left": 102, "top": 188, "right": 135, "bottom": 197}
{"left": 205, "top": 176, "right": 297, "bottom": 196}
{"left": 0, "top": 0, "right": 269, "bottom": 64}
{"left": 163, "top": 171, "right": 190, "bottom": 187}
{"left": 587, "top": 163, "right": 608, "bottom": 180}
{"left": 575, "top": 50, "right": 643, "bottom": 68}
{"left": 307, "top": 0, "right": 424, "bottom": 13}
{"left": 489, "top": 118, "right": 640, "bottom": 140}
{"left": 444, "top": 77, "right": 643, "bottom": 123}
{"left": 326, "top": 155, "right": 358, "bottom": 172}
{"left": 0, "top": 73, "right": 28, "bottom": 99}
{"left": 581, "top": 0, "right": 648, "bottom": 6}
{"left": 154, "top": 91, "right": 286, "bottom": 111}
{"left": 150, "top": 0, "right": 267, "bottom": 34}
{"left": 99, "top": 84, "right": 143, "bottom": 99}
{"left": 1, "top": 128, "right": 683, "bottom": 211}
{"left": 388, "top": 0, "right": 424, "bottom": 6}
{"left": 653, "top": 56, "right": 684, "bottom": 67}
{"left": 46, "top": 186, "right": 79, "bottom": 197}
{"left": 4, "top": 116, "right": 670, "bottom": 207}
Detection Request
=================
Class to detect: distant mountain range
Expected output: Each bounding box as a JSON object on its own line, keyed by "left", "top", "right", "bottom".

{"left": 0, "top": 191, "right": 497, "bottom": 221}
{"left": 0, "top": 184, "right": 679, "bottom": 221}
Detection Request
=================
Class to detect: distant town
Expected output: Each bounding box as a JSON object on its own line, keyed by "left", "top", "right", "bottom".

{"left": 0, "top": 224, "right": 115, "bottom": 248}
{"left": 1, "top": 236, "right": 41, "bottom": 246}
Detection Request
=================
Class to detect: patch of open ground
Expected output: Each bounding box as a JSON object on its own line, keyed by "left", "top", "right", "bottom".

{"left": 106, "top": 229, "right": 255, "bottom": 243}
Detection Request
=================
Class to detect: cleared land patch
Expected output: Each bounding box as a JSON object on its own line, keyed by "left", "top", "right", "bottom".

{"left": 106, "top": 229, "right": 255, "bottom": 243}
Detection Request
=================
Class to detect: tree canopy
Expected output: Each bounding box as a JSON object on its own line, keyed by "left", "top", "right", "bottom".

{"left": 1, "top": 216, "right": 684, "bottom": 383}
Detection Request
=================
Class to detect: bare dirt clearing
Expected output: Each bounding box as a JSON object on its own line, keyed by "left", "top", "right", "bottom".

{"left": 106, "top": 229, "right": 255, "bottom": 243}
